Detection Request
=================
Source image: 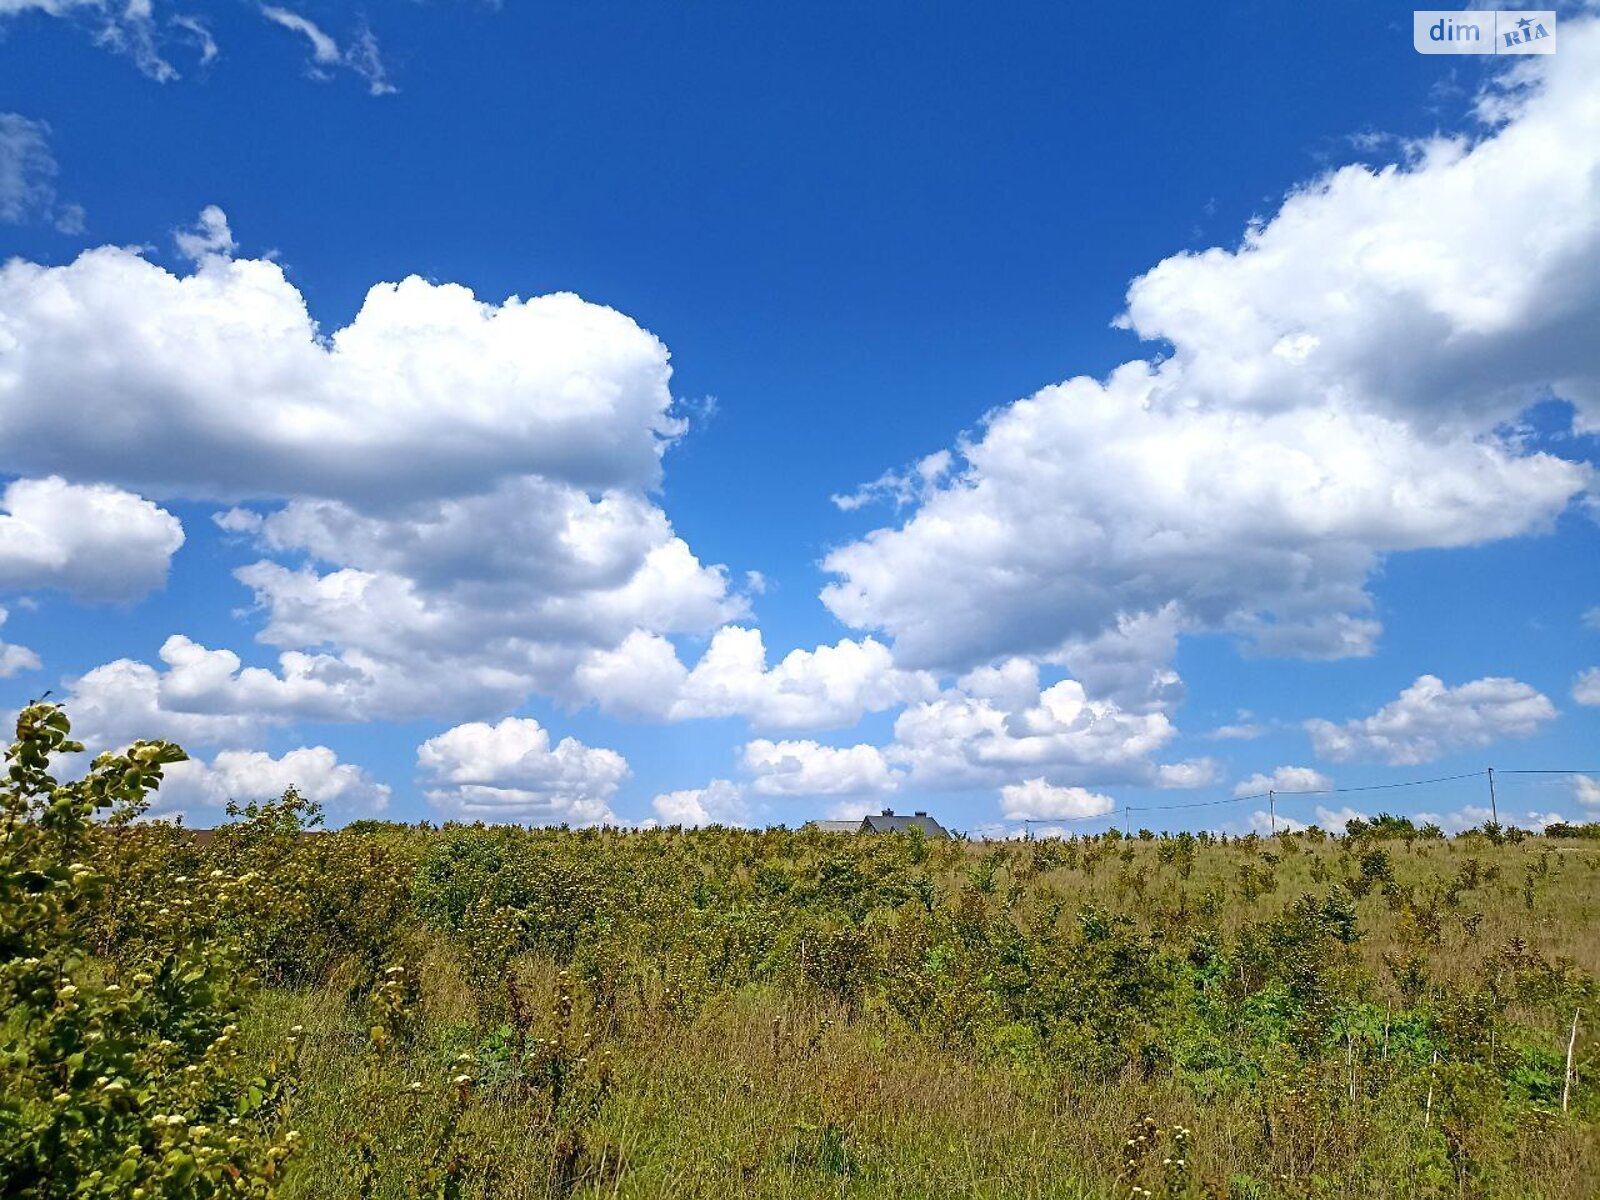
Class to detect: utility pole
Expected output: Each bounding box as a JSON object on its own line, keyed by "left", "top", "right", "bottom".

{"left": 1487, "top": 767, "right": 1498, "bottom": 826}
{"left": 1123, "top": 804, "right": 1131, "bottom": 837}
{"left": 1269, "top": 789, "right": 1276, "bottom": 836}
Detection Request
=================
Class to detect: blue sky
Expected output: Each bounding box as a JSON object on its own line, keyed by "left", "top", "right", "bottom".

{"left": 0, "top": 0, "right": 1596, "bottom": 834}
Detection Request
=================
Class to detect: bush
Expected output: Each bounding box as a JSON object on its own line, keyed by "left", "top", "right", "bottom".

{"left": 0, "top": 704, "right": 300, "bottom": 1198}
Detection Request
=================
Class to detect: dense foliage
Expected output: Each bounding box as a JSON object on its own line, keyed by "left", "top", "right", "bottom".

{"left": 4, "top": 705, "right": 1597, "bottom": 1197}
{"left": 0, "top": 705, "right": 300, "bottom": 1198}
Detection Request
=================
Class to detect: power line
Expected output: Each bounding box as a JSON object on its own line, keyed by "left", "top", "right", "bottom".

{"left": 1009, "top": 764, "right": 1592, "bottom": 832}
{"left": 1125, "top": 769, "right": 1488, "bottom": 814}
{"left": 1267, "top": 769, "right": 1489, "bottom": 798}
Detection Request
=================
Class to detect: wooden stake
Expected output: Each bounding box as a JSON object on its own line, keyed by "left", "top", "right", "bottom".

{"left": 1425, "top": 1050, "right": 1438, "bottom": 1128}
{"left": 1564, "top": 1009, "right": 1581, "bottom": 1114}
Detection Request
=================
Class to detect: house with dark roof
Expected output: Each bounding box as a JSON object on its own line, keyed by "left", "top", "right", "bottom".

{"left": 805, "top": 808, "right": 950, "bottom": 838}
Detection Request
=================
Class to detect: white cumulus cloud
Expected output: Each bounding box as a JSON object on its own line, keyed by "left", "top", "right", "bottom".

{"left": 0, "top": 477, "right": 184, "bottom": 602}
{"left": 1233, "top": 765, "right": 1333, "bottom": 798}
{"left": 820, "top": 26, "right": 1600, "bottom": 679}
{"left": 998, "top": 778, "right": 1115, "bottom": 821}
{"left": 174, "top": 204, "right": 235, "bottom": 262}
{"left": 416, "top": 717, "right": 627, "bottom": 825}
{"left": 742, "top": 739, "right": 900, "bottom": 796}
{"left": 1574, "top": 776, "right": 1600, "bottom": 809}
{"left": 886, "top": 669, "right": 1191, "bottom": 791}
{"left": 1305, "top": 674, "right": 1558, "bottom": 765}
{"left": 160, "top": 746, "right": 389, "bottom": 818}
{"left": 0, "top": 606, "right": 39, "bottom": 677}
{"left": 58, "top": 655, "right": 269, "bottom": 754}
{"left": 0, "top": 221, "right": 752, "bottom": 725}
{"left": 0, "top": 238, "right": 684, "bottom": 502}
{"left": 651, "top": 778, "right": 748, "bottom": 827}
{"left": 1573, "top": 667, "right": 1600, "bottom": 706}
{"left": 576, "top": 625, "right": 936, "bottom": 730}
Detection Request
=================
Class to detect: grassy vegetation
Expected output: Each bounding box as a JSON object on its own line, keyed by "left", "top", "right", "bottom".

{"left": 5, "top": 705, "right": 1599, "bottom": 1197}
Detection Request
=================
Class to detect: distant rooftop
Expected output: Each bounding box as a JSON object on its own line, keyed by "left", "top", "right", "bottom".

{"left": 806, "top": 809, "right": 950, "bottom": 839}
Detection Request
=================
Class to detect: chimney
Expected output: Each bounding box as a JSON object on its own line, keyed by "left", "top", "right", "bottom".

{"left": 881, "top": 808, "right": 894, "bottom": 816}
{"left": 914, "top": 811, "right": 927, "bottom": 817}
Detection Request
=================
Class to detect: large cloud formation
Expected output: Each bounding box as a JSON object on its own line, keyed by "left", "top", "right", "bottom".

{"left": 650, "top": 778, "right": 749, "bottom": 827}
{"left": 883, "top": 658, "right": 1214, "bottom": 792}
{"left": 416, "top": 717, "right": 628, "bottom": 825}
{"left": 821, "top": 24, "right": 1600, "bottom": 680}
{"left": 1306, "top": 674, "right": 1557, "bottom": 766}
{"left": 742, "top": 739, "right": 901, "bottom": 797}
{"left": 159, "top": 746, "right": 390, "bottom": 819}
{"left": 1, "top": 224, "right": 747, "bottom": 725}
{"left": 0, "top": 476, "right": 184, "bottom": 602}
{"left": 575, "top": 626, "right": 937, "bottom": 730}
{"left": 9, "top": 23, "right": 1600, "bottom": 829}
{"left": 0, "top": 251, "right": 684, "bottom": 501}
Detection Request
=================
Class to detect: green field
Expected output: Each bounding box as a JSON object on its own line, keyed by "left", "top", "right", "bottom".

{"left": 4, "top": 705, "right": 1598, "bottom": 1198}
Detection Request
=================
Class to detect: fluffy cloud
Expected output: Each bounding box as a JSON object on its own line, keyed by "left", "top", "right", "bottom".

{"left": 998, "top": 778, "right": 1115, "bottom": 821}
{"left": 213, "top": 492, "right": 742, "bottom": 723}
{"left": 1154, "top": 759, "right": 1221, "bottom": 789}
{"left": 1312, "top": 805, "right": 1373, "bottom": 831}
{"left": 742, "top": 739, "right": 899, "bottom": 797}
{"left": 416, "top": 717, "right": 627, "bottom": 825}
{"left": 0, "top": 477, "right": 184, "bottom": 602}
{"left": 886, "top": 666, "right": 1200, "bottom": 791}
{"left": 58, "top": 656, "right": 268, "bottom": 753}
{"left": 823, "top": 366, "right": 1582, "bottom": 671}
{"left": 152, "top": 635, "right": 380, "bottom": 723}
{"left": 1051, "top": 606, "right": 1186, "bottom": 713}
{"left": 1574, "top": 667, "right": 1600, "bottom": 706}
{"left": 576, "top": 626, "right": 936, "bottom": 730}
{"left": 0, "top": 606, "right": 39, "bottom": 677}
{"left": 1305, "top": 675, "right": 1558, "bottom": 766}
{"left": 820, "top": 27, "right": 1599, "bottom": 676}
{"left": 831, "top": 450, "right": 954, "bottom": 513}
{"left": 1233, "top": 765, "right": 1333, "bottom": 798}
{"left": 233, "top": 482, "right": 740, "bottom": 647}
{"left": 175, "top": 205, "right": 235, "bottom": 261}
{"left": 1244, "top": 809, "right": 1308, "bottom": 835}
{"left": 159, "top": 746, "right": 389, "bottom": 818}
{"left": 0, "top": 221, "right": 758, "bottom": 724}
{"left": 1575, "top": 776, "right": 1600, "bottom": 809}
{"left": 651, "top": 778, "right": 749, "bottom": 827}
{"left": 52, "top": 632, "right": 543, "bottom": 739}
{"left": 0, "top": 241, "right": 684, "bottom": 503}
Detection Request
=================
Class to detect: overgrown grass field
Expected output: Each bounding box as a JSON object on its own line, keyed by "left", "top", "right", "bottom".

{"left": 4, "top": 705, "right": 1598, "bottom": 1198}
